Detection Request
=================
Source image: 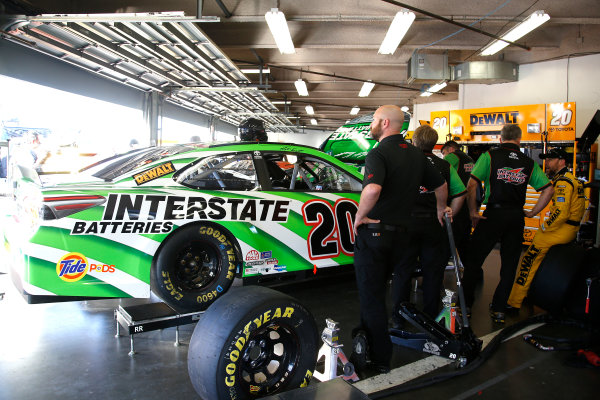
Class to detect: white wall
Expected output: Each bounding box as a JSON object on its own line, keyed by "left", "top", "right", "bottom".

{"left": 413, "top": 53, "right": 600, "bottom": 139}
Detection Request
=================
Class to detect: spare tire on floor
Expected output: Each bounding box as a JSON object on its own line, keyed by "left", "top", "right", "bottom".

{"left": 188, "top": 286, "right": 319, "bottom": 400}
{"left": 528, "top": 243, "right": 586, "bottom": 314}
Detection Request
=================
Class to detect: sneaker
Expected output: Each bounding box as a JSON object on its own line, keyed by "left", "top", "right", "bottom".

{"left": 489, "top": 304, "right": 505, "bottom": 324}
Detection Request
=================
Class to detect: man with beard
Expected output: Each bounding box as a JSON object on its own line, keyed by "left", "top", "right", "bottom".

{"left": 508, "top": 148, "right": 585, "bottom": 309}
{"left": 351, "top": 105, "right": 449, "bottom": 373}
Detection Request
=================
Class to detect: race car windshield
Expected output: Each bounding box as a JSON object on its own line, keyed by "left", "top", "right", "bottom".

{"left": 92, "top": 145, "right": 195, "bottom": 181}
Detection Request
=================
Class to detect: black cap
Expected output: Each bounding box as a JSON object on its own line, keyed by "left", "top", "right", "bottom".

{"left": 539, "top": 148, "right": 568, "bottom": 160}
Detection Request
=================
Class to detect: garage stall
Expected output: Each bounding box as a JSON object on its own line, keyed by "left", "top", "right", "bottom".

{"left": 1, "top": 1, "right": 599, "bottom": 399}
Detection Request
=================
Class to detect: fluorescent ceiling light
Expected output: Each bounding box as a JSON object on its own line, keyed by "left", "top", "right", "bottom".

{"left": 378, "top": 10, "right": 416, "bottom": 55}
{"left": 241, "top": 68, "right": 271, "bottom": 74}
{"left": 265, "top": 8, "right": 295, "bottom": 54}
{"left": 358, "top": 81, "right": 375, "bottom": 97}
{"left": 420, "top": 81, "right": 447, "bottom": 97}
{"left": 295, "top": 79, "right": 309, "bottom": 96}
{"left": 271, "top": 100, "right": 290, "bottom": 104}
{"left": 481, "top": 10, "right": 550, "bottom": 56}
{"left": 305, "top": 105, "right": 315, "bottom": 115}
{"left": 401, "top": 106, "right": 409, "bottom": 112}
{"left": 311, "top": 118, "right": 318, "bottom": 125}
{"left": 350, "top": 107, "right": 360, "bottom": 115}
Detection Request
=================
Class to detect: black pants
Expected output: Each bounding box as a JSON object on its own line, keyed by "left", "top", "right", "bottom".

{"left": 452, "top": 206, "right": 472, "bottom": 266}
{"left": 354, "top": 225, "right": 410, "bottom": 366}
{"left": 463, "top": 208, "right": 524, "bottom": 312}
{"left": 392, "top": 218, "right": 449, "bottom": 319}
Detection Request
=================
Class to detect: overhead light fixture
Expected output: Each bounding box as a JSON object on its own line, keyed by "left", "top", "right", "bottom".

{"left": 241, "top": 68, "right": 271, "bottom": 74}
{"left": 295, "top": 79, "right": 309, "bottom": 96}
{"left": 401, "top": 106, "right": 409, "bottom": 112}
{"left": 310, "top": 118, "right": 318, "bottom": 125}
{"left": 481, "top": 10, "right": 550, "bottom": 56}
{"left": 350, "top": 107, "right": 360, "bottom": 115}
{"left": 358, "top": 81, "right": 375, "bottom": 97}
{"left": 305, "top": 105, "right": 315, "bottom": 115}
{"left": 271, "top": 100, "right": 290, "bottom": 105}
{"left": 378, "top": 10, "right": 416, "bottom": 55}
{"left": 265, "top": 8, "right": 295, "bottom": 54}
{"left": 420, "top": 81, "right": 447, "bottom": 97}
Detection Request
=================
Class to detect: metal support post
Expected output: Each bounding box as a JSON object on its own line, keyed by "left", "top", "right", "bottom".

{"left": 174, "top": 325, "right": 180, "bottom": 347}
{"left": 129, "top": 335, "right": 135, "bottom": 356}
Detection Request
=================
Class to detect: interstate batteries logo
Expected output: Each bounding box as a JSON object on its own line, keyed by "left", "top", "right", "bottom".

{"left": 497, "top": 167, "right": 527, "bottom": 185}
{"left": 56, "top": 252, "right": 89, "bottom": 282}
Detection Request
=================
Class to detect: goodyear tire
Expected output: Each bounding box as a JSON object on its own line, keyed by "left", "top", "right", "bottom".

{"left": 188, "top": 286, "right": 319, "bottom": 400}
{"left": 152, "top": 224, "right": 237, "bottom": 312}
{"left": 528, "top": 243, "right": 585, "bottom": 314}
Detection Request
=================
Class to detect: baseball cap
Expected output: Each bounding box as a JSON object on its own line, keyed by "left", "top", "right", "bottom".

{"left": 539, "top": 148, "right": 568, "bottom": 160}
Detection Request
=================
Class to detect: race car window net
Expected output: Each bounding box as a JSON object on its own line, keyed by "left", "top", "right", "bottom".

{"left": 92, "top": 145, "right": 194, "bottom": 181}
{"left": 174, "top": 153, "right": 259, "bottom": 191}
{"left": 262, "top": 153, "right": 362, "bottom": 192}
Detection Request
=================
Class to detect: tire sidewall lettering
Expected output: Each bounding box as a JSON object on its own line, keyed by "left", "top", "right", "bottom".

{"left": 221, "top": 305, "right": 300, "bottom": 397}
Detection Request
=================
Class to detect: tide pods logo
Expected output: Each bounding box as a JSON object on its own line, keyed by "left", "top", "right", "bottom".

{"left": 56, "top": 252, "right": 89, "bottom": 282}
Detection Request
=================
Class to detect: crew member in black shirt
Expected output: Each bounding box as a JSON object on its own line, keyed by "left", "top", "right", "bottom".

{"left": 392, "top": 127, "right": 466, "bottom": 324}
{"left": 352, "top": 105, "right": 448, "bottom": 373}
{"left": 441, "top": 140, "right": 476, "bottom": 266}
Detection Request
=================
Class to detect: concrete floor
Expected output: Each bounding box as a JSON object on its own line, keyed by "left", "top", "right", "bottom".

{"left": 0, "top": 225, "right": 598, "bottom": 400}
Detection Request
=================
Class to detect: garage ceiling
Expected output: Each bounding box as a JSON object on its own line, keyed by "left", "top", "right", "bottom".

{"left": 2, "top": 0, "right": 600, "bottom": 132}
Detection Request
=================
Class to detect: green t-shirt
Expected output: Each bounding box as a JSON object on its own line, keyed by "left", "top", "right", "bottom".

{"left": 448, "top": 165, "right": 466, "bottom": 198}
{"left": 444, "top": 152, "right": 460, "bottom": 171}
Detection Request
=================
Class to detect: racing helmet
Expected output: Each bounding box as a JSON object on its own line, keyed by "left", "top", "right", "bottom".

{"left": 239, "top": 118, "right": 267, "bottom": 142}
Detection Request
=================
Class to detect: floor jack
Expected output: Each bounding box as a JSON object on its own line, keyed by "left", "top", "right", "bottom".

{"left": 313, "top": 318, "right": 360, "bottom": 382}
{"left": 388, "top": 215, "right": 482, "bottom": 367}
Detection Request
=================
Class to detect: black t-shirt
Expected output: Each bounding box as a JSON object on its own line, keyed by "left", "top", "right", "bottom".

{"left": 362, "top": 135, "right": 445, "bottom": 225}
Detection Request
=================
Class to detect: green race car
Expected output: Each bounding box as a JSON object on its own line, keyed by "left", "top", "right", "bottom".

{"left": 4, "top": 142, "right": 363, "bottom": 311}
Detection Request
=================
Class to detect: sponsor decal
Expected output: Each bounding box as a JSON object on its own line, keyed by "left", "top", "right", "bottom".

{"left": 273, "top": 265, "right": 287, "bottom": 272}
{"left": 367, "top": 173, "right": 374, "bottom": 179}
{"left": 557, "top": 196, "right": 565, "bottom": 202}
{"left": 244, "top": 267, "right": 259, "bottom": 275}
{"left": 133, "top": 162, "right": 176, "bottom": 185}
{"left": 516, "top": 245, "right": 541, "bottom": 285}
{"left": 497, "top": 167, "right": 527, "bottom": 185}
{"left": 422, "top": 341, "right": 441, "bottom": 356}
{"left": 245, "top": 260, "right": 265, "bottom": 267}
{"left": 266, "top": 258, "right": 278, "bottom": 265}
{"left": 470, "top": 111, "right": 519, "bottom": 126}
{"left": 328, "top": 125, "right": 370, "bottom": 141}
{"left": 464, "top": 162, "right": 474, "bottom": 172}
{"left": 71, "top": 194, "right": 291, "bottom": 235}
{"left": 246, "top": 250, "right": 260, "bottom": 261}
{"left": 509, "top": 152, "right": 519, "bottom": 160}
{"left": 89, "top": 263, "right": 116, "bottom": 273}
{"left": 56, "top": 252, "right": 89, "bottom": 282}
{"left": 259, "top": 266, "right": 272, "bottom": 274}
{"left": 261, "top": 251, "right": 272, "bottom": 259}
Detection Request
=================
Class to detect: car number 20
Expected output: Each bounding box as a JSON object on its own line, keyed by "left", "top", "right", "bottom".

{"left": 302, "top": 199, "right": 358, "bottom": 260}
